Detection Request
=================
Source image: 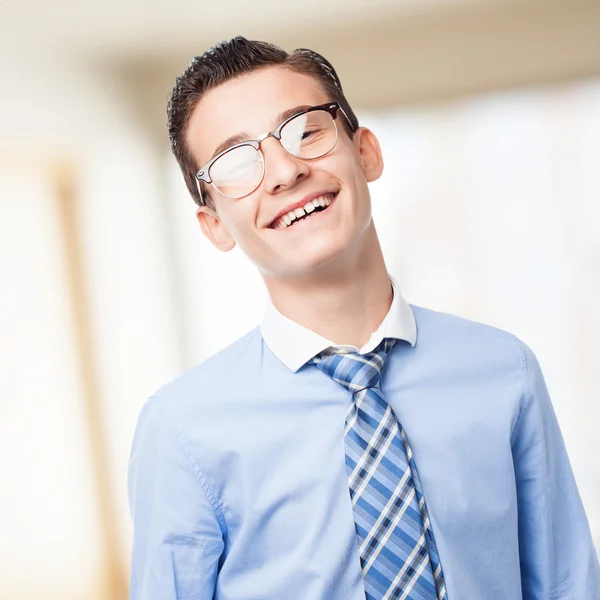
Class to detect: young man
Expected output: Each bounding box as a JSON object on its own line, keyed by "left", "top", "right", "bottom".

{"left": 128, "top": 37, "right": 600, "bottom": 599}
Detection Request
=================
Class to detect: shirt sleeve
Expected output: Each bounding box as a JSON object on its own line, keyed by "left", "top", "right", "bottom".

{"left": 128, "top": 396, "right": 226, "bottom": 600}
{"left": 511, "top": 339, "right": 600, "bottom": 599}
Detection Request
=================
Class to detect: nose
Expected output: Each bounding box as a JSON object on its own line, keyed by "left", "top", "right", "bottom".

{"left": 259, "top": 135, "right": 310, "bottom": 195}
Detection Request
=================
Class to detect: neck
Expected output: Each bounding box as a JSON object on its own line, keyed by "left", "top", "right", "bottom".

{"left": 263, "top": 222, "right": 392, "bottom": 349}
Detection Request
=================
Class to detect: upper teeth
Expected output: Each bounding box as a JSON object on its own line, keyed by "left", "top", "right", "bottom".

{"left": 274, "top": 196, "right": 333, "bottom": 229}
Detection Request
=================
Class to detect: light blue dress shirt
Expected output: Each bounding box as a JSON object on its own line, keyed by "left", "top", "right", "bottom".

{"left": 128, "top": 278, "right": 600, "bottom": 599}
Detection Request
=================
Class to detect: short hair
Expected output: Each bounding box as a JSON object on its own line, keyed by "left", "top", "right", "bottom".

{"left": 166, "top": 36, "right": 359, "bottom": 208}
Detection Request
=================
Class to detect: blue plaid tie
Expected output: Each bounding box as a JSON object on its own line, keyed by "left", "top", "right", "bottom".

{"left": 310, "top": 338, "right": 447, "bottom": 600}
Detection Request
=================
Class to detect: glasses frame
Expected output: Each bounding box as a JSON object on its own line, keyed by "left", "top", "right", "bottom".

{"left": 194, "top": 101, "right": 356, "bottom": 204}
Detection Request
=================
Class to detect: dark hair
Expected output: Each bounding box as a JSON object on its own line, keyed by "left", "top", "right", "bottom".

{"left": 166, "top": 37, "right": 359, "bottom": 208}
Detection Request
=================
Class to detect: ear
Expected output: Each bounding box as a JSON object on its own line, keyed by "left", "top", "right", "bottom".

{"left": 353, "top": 127, "right": 384, "bottom": 183}
{"left": 196, "top": 205, "right": 236, "bottom": 252}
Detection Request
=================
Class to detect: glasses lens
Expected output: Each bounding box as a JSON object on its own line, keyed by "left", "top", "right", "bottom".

{"left": 210, "top": 144, "right": 264, "bottom": 198}
{"left": 280, "top": 109, "right": 338, "bottom": 159}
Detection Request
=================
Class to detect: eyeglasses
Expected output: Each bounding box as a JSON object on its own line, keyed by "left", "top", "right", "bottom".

{"left": 195, "top": 101, "right": 355, "bottom": 204}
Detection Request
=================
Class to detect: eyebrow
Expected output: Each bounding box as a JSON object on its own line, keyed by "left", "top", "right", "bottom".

{"left": 208, "top": 104, "right": 313, "bottom": 161}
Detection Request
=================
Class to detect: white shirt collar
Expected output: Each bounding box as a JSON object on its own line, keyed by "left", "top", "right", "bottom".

{"left": 260, "top": 275, "right": 417, "bottom": 372}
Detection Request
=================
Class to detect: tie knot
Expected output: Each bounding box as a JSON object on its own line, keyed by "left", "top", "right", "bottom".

{"left": 310, "top": 338, "right": 396, "bottom": 393}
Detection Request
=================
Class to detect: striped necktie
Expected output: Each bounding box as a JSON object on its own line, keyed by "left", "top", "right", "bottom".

{"left": 310, "top": 338, "right": 447, "bottom": 600}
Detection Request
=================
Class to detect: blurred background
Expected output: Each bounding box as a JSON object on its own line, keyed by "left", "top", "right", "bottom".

{"left": 1, "top": 0, "right": 599, "bottom": 598}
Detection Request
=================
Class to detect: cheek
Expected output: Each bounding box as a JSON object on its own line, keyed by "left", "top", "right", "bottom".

{"left": 331, "top": 154, "right": 368, "bottom": 197}
{"left": 218, "top": 200, "right": 260, "bottom": 243}
{"left": 327, "top": 144, "right": 365, "bottom": 183}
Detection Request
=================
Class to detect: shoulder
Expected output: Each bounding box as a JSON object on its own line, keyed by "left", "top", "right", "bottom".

{"left": 147, "top": 326, "right": 263, "bottom": 419}
{"left": 411, "top": 303, "right": 516, "bottom": 341}
{"left": 409, "top": 303, "right": 532, "bottom": 377}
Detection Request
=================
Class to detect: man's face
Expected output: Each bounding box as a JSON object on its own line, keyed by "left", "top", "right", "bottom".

{"left": 186, "top": 65, "right": 383, "bottom": 280}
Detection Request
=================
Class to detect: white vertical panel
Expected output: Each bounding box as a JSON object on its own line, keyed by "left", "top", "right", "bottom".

{"left": 0, "top": 163, "right": 104, "bottom": 599}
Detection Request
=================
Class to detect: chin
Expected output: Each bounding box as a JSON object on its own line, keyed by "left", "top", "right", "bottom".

{"left": 284, "top": 239, "right": 351, "bottom": 277}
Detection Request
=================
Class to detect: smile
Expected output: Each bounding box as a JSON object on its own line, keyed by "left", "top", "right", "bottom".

{"left": 270, "top": 192, "right": 337, "bottom": 230}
